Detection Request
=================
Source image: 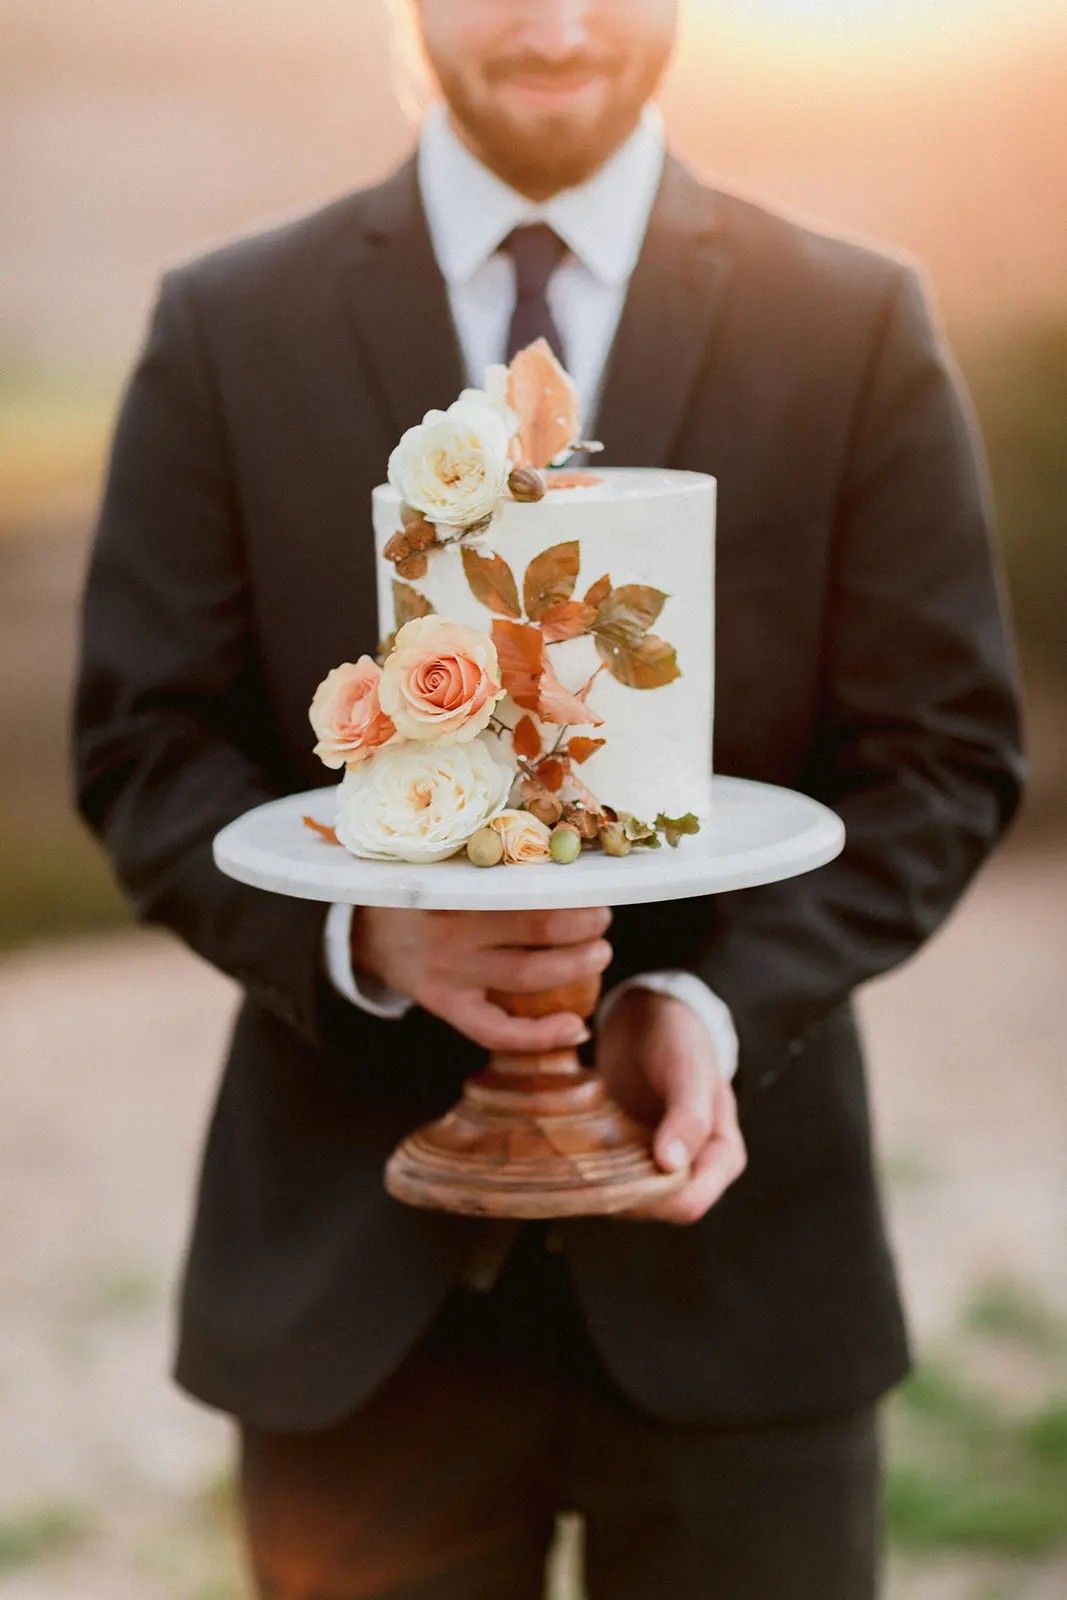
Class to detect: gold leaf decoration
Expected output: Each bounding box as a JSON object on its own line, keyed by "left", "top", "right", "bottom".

{"left": 491, "top": 619, "right": 545, "bottom": 711}
{"left": 545, "top": 470, "right": 603, "bottom": 490}
{"left": 566, "top": 736, "right": 605, "bottom": 764}
{"left": 523, "top": 541, "right": 580, "bottom": 621}
{"left": 302, "top": 815, "right": 341, "bottom": 846}
{"left": 460, "top": 546, "right": 521, "bottom": 618}
{"left": 594, "top": 584, "right": 668, "bottom": 645}
{"left": 540, "top": 599, "right": 597, "bottom": 642}
{"left": 392, "top": 579, "right": 434, "bottom": 629}
{"left": 595, "top": 632, "right": 681, "bottom": 690}
{"left": 583, "top": 573, "right": 612, "bottom": 609}
{"left": 512, "top": 714, "right": 542, "bottom": 761}
{"left": 538, "top": 663, "right": 604, "bottom": 726}
{"left": 506, "top": 338, "right": 581, "bottom": 470}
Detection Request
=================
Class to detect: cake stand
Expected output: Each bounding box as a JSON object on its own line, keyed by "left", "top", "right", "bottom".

{"left": 212, "top": 777, "right": 844, "bottom": 1218}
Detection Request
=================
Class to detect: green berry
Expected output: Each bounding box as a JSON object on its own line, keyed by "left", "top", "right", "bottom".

{"left": 549, "top": 822, "right": 582, "bottom": 864}
{"left": 467, "top": 827, "right": 504, "bottom": 867}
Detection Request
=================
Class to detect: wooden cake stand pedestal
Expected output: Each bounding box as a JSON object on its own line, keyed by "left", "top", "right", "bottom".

{"left": 213, "top": 776, "right": 845, "bottom": 1219}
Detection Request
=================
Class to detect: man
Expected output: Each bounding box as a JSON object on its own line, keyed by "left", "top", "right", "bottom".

{"left": 71, "top": 1, "right": 1024, "bottom": 1596}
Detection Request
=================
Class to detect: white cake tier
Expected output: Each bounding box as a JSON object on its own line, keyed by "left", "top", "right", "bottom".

{"left": 373, "top": 468, "right": 716, "bottom": 824}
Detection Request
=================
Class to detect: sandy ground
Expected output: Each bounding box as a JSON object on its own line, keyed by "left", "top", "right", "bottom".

{"left": 1, "top": 842, "right": 1065, "bottom": 1599}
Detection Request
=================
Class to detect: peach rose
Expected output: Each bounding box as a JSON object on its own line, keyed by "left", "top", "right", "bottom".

{"left": 490, "top": 809, "right": 552, "bottom": 864}
{"left": 379, "top": 616, "right": 504, "bottom": 745}
{"left": 309, "top": 657, "right": 396, "bottom": 769}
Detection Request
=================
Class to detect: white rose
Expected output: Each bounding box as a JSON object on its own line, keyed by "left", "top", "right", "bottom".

{"left": 387, "top": 395, "right": 511, "bottom": 531}
{"left": 457, "top": 365, "right": 519, "bottom": 443}
{"left": 334, "top": 737, "right": 514, "bottom": 864}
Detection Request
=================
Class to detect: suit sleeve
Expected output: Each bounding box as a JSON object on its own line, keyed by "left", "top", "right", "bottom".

{"left": 610, "top": 265, "right": 1026, "bottom": 1097}
{"left": 71, "top": 269, "right": 334, "bottom": 1049}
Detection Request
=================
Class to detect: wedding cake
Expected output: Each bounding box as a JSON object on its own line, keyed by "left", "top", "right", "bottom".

{"left": 307, "top": 342, "right": 716, "bottom": 867}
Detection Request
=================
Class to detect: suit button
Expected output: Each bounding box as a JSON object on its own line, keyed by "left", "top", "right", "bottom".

{"left": 759, "top": 1068, "right": 778, "bottom": 1089}
{"left": 787, "top": 1036, "right": 806, "bottom": 1058}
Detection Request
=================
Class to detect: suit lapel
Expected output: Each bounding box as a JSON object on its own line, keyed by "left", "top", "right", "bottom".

{"left": 592, "top": 155, "right": 734, "bottom": 467}
{"left": 336, "top": 156, "right": 467, "bottom": 444}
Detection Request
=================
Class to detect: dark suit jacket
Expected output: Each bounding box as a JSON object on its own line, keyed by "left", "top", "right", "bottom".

{"left": 72, "top": 151, "right": 1024, "bottom": 1431}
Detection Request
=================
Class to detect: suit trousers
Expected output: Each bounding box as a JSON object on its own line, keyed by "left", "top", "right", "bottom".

{"left": 237, "top": 1221, "right": 883, "bottom": 1600}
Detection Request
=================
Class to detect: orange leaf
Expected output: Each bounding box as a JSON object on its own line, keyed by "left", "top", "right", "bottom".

{"left": 491, "top": 618, "right": 545, "bottom": 711}
{"left": 537, "top": 758, "right": 566, "bottom": 793}
{"left": 537, "top": 663, "right": 604, "bottom": 727}
{"left": 460, "top": 546, "right": 521, "bottom": 618}
{"left": 523, "top": 540, "right": 580, "bottom": 621}
{"left": 507, "top": 339, "right": 581, "bottom": 470}
{"left": 595, "top": 632, "right": 681, "bottom": 690}
{"left": 566, "top": 736, "right": 606, "bottom": 764}
{"left": 545, "top": 470, "right": 603, "bottom": 490}
{"left": 303, "top": 815, "right": 341, "bottom": 846}
{"left": 512, "top": 714, "right": 542, "bottom": 761}
{"left": 583, "top": 573, "right": 611, "bottom": 609}
{"left": 540, "top": 599, "right": 597, "bottom": 642}
{"left": 392, "top": 579, "right": 434, "bottom": 628}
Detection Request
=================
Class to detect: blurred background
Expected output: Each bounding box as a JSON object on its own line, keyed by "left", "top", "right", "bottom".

{"left": 2, "top": 2, "right": 1065, "bottom": 1597}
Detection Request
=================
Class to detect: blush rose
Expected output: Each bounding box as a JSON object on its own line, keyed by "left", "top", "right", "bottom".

{"left": 379, "top": 616, "right": 504, "bottom": 745}
{"left": 309, "top": 657, "right": 396, "bottom": 769}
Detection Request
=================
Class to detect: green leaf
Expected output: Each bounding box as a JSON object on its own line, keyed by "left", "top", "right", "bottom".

{"left": 655, "top": 811, "right": 701, "bottom": 848}
{"left": 595, "top": 632, "right": 681, "bottom": 690}
{"left": 594, "top": 584, "right": 668, "bottom": 645}
{"left": 617, "top": 812, "right": 661, "bottom": 848}
{"left": 523, "top": 541, "right": 580, "bottom": 621}
{"left": 392, "top": 579, "right": 434, "bottom": 628}
{"left": 460, "top": 546, "right": 521, "bottom": 618}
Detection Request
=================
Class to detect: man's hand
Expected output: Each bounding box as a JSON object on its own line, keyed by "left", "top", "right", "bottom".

{"left": 352, "top": 906, "right": 613, "bottom": 1053}
{"left": 597, "top": 987, "right": 746, "bottom": 1224}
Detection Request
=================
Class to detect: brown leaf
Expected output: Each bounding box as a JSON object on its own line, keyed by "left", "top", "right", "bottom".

{"left": 540, "top": 599, "right": 597, "bottom": 642}
{"left": 583, "top": 573, "right": 612, "bottom": 609}
{"left": 507, "top": 339, "right": 581, "bottom": 470}
{"left": 595, "top": 632, "right": 681, "bottom": 690}
{"left": 566, "top": 736, "right": 606, "bottom": 764}
{"left": 545, "top": 470, "right": 603, "bottom": 490}
{"left": 594, "top": 584, "right": 668, "bottom": 645}
{"left": 392, "top": 579, "right": 434, "bottom": 628}
{"left": 523, "top": 541, "right": 580, "bottom": 621}
{"left": 537, "top": 757, "right": 566, "bottom": 793}
{"left": 461, "top": 546, "right": 521, "bottom": 618}
{"left": 512, "top": 714, "right": 542, "bottom": 761}
{"left": 491, "top": 619, "right": 545, "bottom": 711}
{"left": 538, "top": 663, "right": 604, "bottom": 726}
{"left": 302, "top": 815, "right": 341, "bottom": 846}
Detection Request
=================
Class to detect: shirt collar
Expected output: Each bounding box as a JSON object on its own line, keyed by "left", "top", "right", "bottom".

{"left": 417, "top": 101, "right": 666, "bottom": 290}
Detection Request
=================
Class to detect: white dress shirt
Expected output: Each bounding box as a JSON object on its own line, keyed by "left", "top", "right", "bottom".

{"left": 323, "top": 103, "right": 738, "bottom": 1082}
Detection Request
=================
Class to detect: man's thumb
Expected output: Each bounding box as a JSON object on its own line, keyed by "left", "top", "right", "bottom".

{"left": 653, "top": 1102, "right": 709, "bottom": 1174}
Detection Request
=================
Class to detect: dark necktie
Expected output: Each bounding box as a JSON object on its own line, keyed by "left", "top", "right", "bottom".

{"left": 502, "top": 223, "right": 568, "bottom": 366}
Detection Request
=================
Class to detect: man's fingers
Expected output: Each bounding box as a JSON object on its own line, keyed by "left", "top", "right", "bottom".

{"left": 475, "top": 938, "right": 613, "bottom": 994}
{"left": 651, "top": 1054, "right": 713, "bottom": 1174}
{"left": 429, "top": 907, "right": 613, "bottom": 949}
{"left": 443, "top": 992, "right": 590, "bottom": 1054}
{"left": 640, "top": 1121, "right": 748, "bottom": 1225}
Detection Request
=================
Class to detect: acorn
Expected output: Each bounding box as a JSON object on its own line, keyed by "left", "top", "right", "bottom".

{"left": 395, "top": 552, "right": 429, "bottom": 580}
{"left": 467, "top": 827, "right": 504, "bottom": 867}
{"left": 526, "top": 791, "right": 563, "bottom": 827}
{"left": 508, "top": 465, "right": 547, "bottom": 503}
{"left": 598, "top": 821, "right": 632, "bottom": 857}
{"left": 384, "top": 530, "right": 412, "bottom": 563}
{"left": 549, "top": 822, "right": 582, "bottom": 864}
{"left": 564, "top": 804, "right": 600, "bottom": 843}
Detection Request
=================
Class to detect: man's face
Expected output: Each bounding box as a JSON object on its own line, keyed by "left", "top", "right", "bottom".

{"left": 414, "top": 0, "right": 679, "bottom": 197}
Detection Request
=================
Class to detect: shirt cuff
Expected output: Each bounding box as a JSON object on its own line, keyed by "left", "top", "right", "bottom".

{"left": 598, "top": 970, "right": 739, "bottom": 1083}
{"left": 322, "top": 901, "right": 414, "bottom": 1021}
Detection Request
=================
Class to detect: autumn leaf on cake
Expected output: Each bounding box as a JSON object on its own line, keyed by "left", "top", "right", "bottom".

{"left": 302, "top": 815, "right": 341, "bottom": 846}
{"left": 512, "top": 714, "right": 542, "bottom": 761}
{"left": 461, "top": 547, "right": 521, "bottom": 619}
{"left": 566, "top": 736, "right": 606, "bottom": 764}
{"left": 507, "top": 339, "right": 581, "bottom": 470}
{"left": 591, "top": 582, "right": 680, "bottom": 690}
{"left": 492, "top": 619, "right": 545, "bottom": 711}
{"left": 594, "top": 584, "right": 668, "bottom": 644}
{"left": 539, "top": 600, "right": 598, "bottom": 642}
{"left": 392, "top": 579, "right": 435, "bottom": 628}
{"left": 595, "top": 631, "right": 680, "bottom": 690}
{"left": 523, "top": 540, "right": 580, "bottom": 620}
{"left": 537, "top": 662, "right": 604, "bottom": 726}
{"left": 545, "top": 470, "right": 603, "bottom": 490}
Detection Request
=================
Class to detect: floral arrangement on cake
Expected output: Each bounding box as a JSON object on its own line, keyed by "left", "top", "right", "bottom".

{"left": 304, "top": 340, "right": 699, "bottom": 867}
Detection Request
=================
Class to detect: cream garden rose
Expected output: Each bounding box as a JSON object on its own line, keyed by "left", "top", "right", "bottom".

{"left": 308, "top": 656, "right": 396, "bottom": 769}
{"left": 387, "top": 394, "right": 511, "bottom": 530}
{"left": 334, "top": 737, "right": 514, "bottom": 864}
{"left": 489, "top": 809, "right": 553, "bottom": 864}
{"left": 379, "top": 615, "right": 504, "bottom": 745}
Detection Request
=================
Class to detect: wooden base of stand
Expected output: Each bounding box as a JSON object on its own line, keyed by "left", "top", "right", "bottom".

{"left": 385, "top": 975, "right": 685, "bottom": 1219}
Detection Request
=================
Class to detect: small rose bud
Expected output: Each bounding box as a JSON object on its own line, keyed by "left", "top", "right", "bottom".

{"left": 508, "top": 465, "right": 547, "bottom": 503}
{"left": 395, "top": 552, "right": 429, "bottom": 580}
{"left": 549, "top": 822, "right": 582, "bottom": 864}
{"left": 384, "top": 531, "right": 412, "bottom": 563}
{"left": 467, "top": 827, "right": 505, "bottom": 867}
{"left": 405, "top": 515, "right": 437, "bottom": 552}
{"left": 527, "top": 791, "right": 563, "bottom": 826}
{"left": 598, "top": 821, "right": 632, "bottom": 857}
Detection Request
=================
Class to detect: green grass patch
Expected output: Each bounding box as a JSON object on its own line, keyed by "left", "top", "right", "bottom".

{"left": 887, "top": 1464, "right": 1067, "bottom": 1555}
{"left": 0, "top": 1502, "right": 92, "bottom": 1571}
{"left": 964, "top": 1280, "right": 1066, "bottom": 1354}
